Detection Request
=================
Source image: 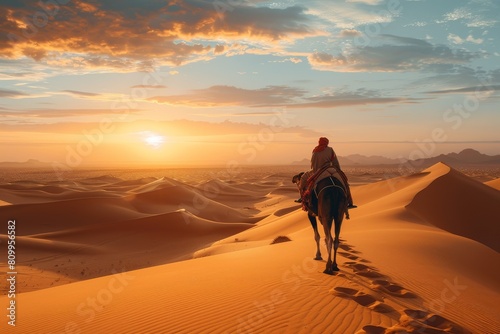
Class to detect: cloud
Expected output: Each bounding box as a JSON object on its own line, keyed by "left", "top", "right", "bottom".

{"left": 439, "top": 7, "right": 497, "bottom": 27}
{"left": 404, "top": 21, "right": 427, "bottom": 27}
{"left": 288, "top": 57, "right": 302, "bottom": 63}
{"left": 0, "top": 58, "right": 55, "bottom": 81}
{"left": 464, "top": 35, "right": 483, "bottom": 44}
{"left": 130, "top": 85, "right": 166, "bottom": 89}
{"left": 0, "top": 1, "right": 320, "bottom": 70}
{"left": 287, "top": 89, "right": 417, "bottom": 108}
{"left": 0, "top": 108, "right": 143, "bottom": 119}
{"left": 193, "top": 111, "right": 289, "bottom": 118}
{"left": 269, "top": 57, "right": 303, "bottom": 63}
{"left": 0, "top": 70, "right": 49, "bottom": 81}
{"left": 339, "top": 29, "right": 362, "bottom": 38}
{"left": 0, "top": 88, "right": 28, "bottom": 98}
{"left": 206, "top": 4, "right": 316, "bottom": 40}
{"left": 448, "top": 34, "right": 464, "bottom": 45}
{"left": 408, "top": 66, "right": 500, "bottom": 99}
{"left": 0, "top": 118, "right": 319, "bottom": 139}
{"left": 308, "top": 0, "right": 400, "bottom": 29}
{"left": 0, "top": 71, "right": 37, "bottom": 81}
{"left": 147, "top": 84, "right": 415, "bottom": 109}
{"left": 346, "top": 0, "right": 383, "bottom": 4}
{"left": 148, "top": 85, "right": 306, "bottom": 107}
{"left": 448, "top": 34, "right": 483, "bottom": 45}
{"left": 308, "top": 35, "right": 478, "bottom": 72}
{"left": 0, "top": 87, "right": 48, "bottom": 99}
{"left": 424, "top": 84, "right": 500, "bottom": 95}
{"left": 61, "top": 90, "right": 101, "bottom": 97}
{"left": 51, "top": 90, "right": 123, "bottom": 101}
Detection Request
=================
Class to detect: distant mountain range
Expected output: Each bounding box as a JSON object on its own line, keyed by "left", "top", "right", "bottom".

{"left": 292, "top": 149, "right": 500, "bottom": 167}
{"left": 0, "top": 159, "right": 53, "bottom": 168}
{"left": 410, "top": 148, "right": 500, "bottom": 168}
{"left": 1, "top": 149, "right": 500, "bottom": 169}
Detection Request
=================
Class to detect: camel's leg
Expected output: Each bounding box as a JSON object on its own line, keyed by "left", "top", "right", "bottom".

{"left": 332, "top": 238, "right": 340, "bottom": 272}
{"left": 331, "top": 213, "right": 344, "bottom": 272}
{"left": 308, "top": 214, "right": 322, "bottom": 260}
{"left": 321, "top": 216, "right": 334, "bottom": 275}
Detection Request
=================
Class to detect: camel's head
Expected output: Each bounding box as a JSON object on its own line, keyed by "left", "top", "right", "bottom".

{"left": 292, "top": 172, "right": 305, "bottom": 184}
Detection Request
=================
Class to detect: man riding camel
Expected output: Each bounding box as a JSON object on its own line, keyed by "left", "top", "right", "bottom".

{"left": 294, "top": 137, "right": 356, "bottom": 209}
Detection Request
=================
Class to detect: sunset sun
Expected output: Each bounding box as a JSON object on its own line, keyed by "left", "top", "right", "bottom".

{"left": 142, "top": 132, "right": 165, "bottom": 148}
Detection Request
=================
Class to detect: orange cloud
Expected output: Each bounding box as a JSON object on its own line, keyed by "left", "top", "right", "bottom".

{"left": 0, "top": 1, "right": 319, "bottom": 70}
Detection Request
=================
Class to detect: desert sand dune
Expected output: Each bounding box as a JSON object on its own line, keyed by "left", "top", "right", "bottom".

{"left": 0, "top": 163, "right": 499, "bottom": 333}
{"left": 0, "top": 199, "right": 11, "bottom": 206}
{"left": 485, "top": 178, "right": 500, "bottom": 190}
{"left": 0, "top": 175, "right": 266, "bottom": 295}
{"left": 126, "top": 184, "right": 259, "bottom": 222}
{"left": 0, "top": 181, "right": 123, "bottom": 204}
{"left": 407, "top": 164, "right": 500, "bottom": 252}
{"left": 1, "top": 197, "right": 146, "bottom": 235}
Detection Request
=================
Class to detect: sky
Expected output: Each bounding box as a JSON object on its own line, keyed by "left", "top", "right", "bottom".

{"left": 0, "top": 0, "right": 499, "bottom": 167}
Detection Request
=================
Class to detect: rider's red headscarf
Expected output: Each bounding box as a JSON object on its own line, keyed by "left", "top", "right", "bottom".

{"left": 313, "top": 137, "right": 329, "bottom": 153}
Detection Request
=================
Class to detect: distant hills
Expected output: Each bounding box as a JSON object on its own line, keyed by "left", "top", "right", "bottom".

{"left": 410, "top": 148, "right": 500, "bottom": 167}
{"left": 0, "top": 159, "right": 52, "bottom": 168}
{"left": 292, "top": 149, "right": 500, "bottom": 168}
{"left": 1, "top": 149, "right": 500, "bottom": 169}
{"left": 341, "top": 154, "right": 404, "bottom": 166}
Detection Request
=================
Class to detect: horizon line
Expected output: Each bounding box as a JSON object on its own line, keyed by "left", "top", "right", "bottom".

{"left": 2, "top": 147, "right": 499, "bottom": 167}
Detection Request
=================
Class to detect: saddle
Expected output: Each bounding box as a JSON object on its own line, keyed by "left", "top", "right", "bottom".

{"left": 301, "top": 166, "right": 349, "bottom": 219}
{"left": 306, "top": 166, "right": 347, "bottom": 195}
{"left": 313, "top": 175, "right": 346, "bottom": 199}
{"left": 310, "top": 167, "right": 347, "bottom": 191}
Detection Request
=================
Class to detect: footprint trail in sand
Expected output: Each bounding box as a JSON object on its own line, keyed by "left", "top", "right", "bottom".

{"left": 331, "top": 241, "right": 472, "bottom": 334}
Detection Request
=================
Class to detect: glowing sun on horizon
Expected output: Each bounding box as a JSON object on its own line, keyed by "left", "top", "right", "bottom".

{"left": 141, "top": 131, "right": 166, "bottom": 148}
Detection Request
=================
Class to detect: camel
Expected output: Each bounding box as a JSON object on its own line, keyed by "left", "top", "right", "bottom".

{"left": 293, "top": 174, "right": 348, "bottom": 275}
